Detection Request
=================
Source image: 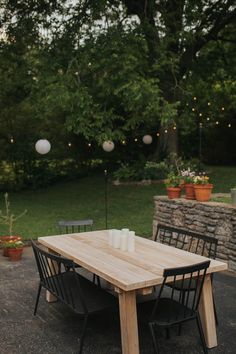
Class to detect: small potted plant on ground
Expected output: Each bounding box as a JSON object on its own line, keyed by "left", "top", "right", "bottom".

{"left": 0, "top": 193, "right": 27, "bottom": 257}
{"left": 231, "top": 187, "right": 236, "bottom": 206}
{"left": 193, "top": 173, "right": 213, "bottom": 202}
{"left": 165, "top": 172, "right": 181, "bottom": 199}
{"left": 181, "top": 168, "right": 196, "bottom": 200}
{"left": 3, "top": 239, "right": 24, "bottom": 261}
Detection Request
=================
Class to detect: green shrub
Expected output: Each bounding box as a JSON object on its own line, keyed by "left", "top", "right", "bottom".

{"left": 143, "top": 161, "right": 169, "bottom": 180}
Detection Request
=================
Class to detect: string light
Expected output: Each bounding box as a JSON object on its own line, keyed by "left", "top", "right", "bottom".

{"left": 122, "top": 140, "right": 126, "bottom": 145}
{"left": 207, "top": 102, "right": 211, "bottom": 106}
{"left": 221, "top": 107, "right": 225, "bottom": 111}
{"left": 228, "top": 124, "right": 231, "bottom": 128}
{"left": 216, "top": 121, "right": 219, "bottom": 125}
{"left": 173, "top": 126, "right": 177, "bottom": 130}
{"left": 192, "top": 108, "right": 195, "bottom": 112}
{"left": 193, "top": 97, "right": 197, "bottom": 100}
{"left": 207, "top": 117, "right": 210, "bottom": 121}
{"left": 134, "top": 138, "right": 138, "bottom": 142}
{"left": 164, "top": 129, "right": 168, "bottom": 134}
{"left": 88, "top": 143, "right": 91, "bottom": 147}
{"left": 199, "top": 113, "right": 202, "bottom": 117}
{"left": 68, "top": 142, "right": 72, "bottom": 147}
{"left": 10, "top": 138, "right": 14, "bottom": 144}
{"left": 156, "top": 132, "right": 160, "bottom": 137}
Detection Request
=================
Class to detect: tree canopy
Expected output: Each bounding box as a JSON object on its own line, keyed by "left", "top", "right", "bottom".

{"left": 0, "top": 0, "right": 235, "bottom": 161}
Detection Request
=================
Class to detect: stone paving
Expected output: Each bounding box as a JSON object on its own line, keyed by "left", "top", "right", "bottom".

{"left": 1, "top": 247, "right": 236, "bottom": 354}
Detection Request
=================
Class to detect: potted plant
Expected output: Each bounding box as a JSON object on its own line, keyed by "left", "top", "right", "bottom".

{"left": 0, "top": 193, "right": 27, "bottom": 256}
{"left": 3, "top": 239, "right": 24, "bottom": 261}
{"left": 231, "top": 187, "right": 236, "bottom": 206}
{"left": 165, "top": 172, "right": 181, "bottom": 199}
{"left": 193, "top": 173, "right": 213, "bottom": 202}
{"left": 181, "top": 168, "right": 196, "bottom": 200}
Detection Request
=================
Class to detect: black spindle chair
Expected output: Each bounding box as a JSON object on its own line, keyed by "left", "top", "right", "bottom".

{"left": 31, "top": 241, "right": 117, "bottom": 354}
{"left": 58, "top": 219, "right": 93, "bottom": 234}
{"left": 58, "top": 219, "right": 100, "bottom": 286}
{"left": 154, "top": 223, "right": 218, "bottom": 325}
{"left": 148, "top": 261, "right": 210, "bottom": 354}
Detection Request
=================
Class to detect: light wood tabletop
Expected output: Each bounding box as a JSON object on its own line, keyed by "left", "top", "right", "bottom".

{"left": 38, "top": 230, "right": 227, "bottom": 354}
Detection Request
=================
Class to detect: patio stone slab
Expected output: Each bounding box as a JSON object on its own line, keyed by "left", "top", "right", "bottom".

{"left": 0, "top": 247, "right": 236, "bottom": 354}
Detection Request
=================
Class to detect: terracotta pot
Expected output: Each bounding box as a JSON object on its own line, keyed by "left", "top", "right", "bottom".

{"left": 0, "top": 236, "right": 21, "bottom": 257}
{"left": 184, "top": 183, "right": 195, "bottom": 200}
{"left": 167, "top": 187, "right": 181, "bottom": 199}
{"left": 8, "top": 247, "right": 23, "bottom": 261}
{"left": 194, "top": 184, "right": 213, "bottom": 202}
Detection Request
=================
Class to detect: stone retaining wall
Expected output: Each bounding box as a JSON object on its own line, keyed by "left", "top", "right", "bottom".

{"left": 153, "top": 196, "right": 236, "bottom": 272}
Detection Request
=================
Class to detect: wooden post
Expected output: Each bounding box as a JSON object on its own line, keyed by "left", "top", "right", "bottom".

{"left": 118, "top": 290, "right": 139, "bottom": 354}
{"left": 199, "top": 274, "right": 217, "bottom": 348}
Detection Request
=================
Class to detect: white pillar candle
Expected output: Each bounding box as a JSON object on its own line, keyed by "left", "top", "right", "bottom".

{"left": 113, "top": 230, "right": 121, "bottom": 248}
{"left": 108, "top": 229, "right": 114, "bottom": 246}
{"left": 120, "top": 231, "right": 128, "bottom": 251}
{"left": 128, "top": 231, "right": 135, "bottom": 252}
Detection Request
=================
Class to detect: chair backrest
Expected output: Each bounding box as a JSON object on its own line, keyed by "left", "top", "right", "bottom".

{"left": 150, "top": 260, "right": 210, "bottom": 323}
{"left": 155, "top": 223, "right": 218, "bottom": 259}
{"left": 58, "top": 219, "right": 93, "bottom": 234}
{"left": 31, "top": 240, "right": 88, "bottom": 314}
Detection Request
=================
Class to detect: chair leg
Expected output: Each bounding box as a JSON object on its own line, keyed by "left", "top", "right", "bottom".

{"left": 92, "top": 274, "right": 101, "bottom": 287}
{"left": 78, "top": 316, "right": 88, "bottom": 354}
{"left": 34, "top": 283, "right": 42, "bottom": 316}
{"left": 196, "top": 314, "right": 208, "bottom": 354}
{"left": 149, "top": 323, "right": 159, "bottom": 354}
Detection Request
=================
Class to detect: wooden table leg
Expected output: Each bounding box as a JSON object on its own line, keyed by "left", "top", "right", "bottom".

{"left": 45, "top": 247, "right": 58, "bottom": 303}
{"left": 118, "top": 290, "right": 139, "bottom": 354}
{"left": 199, "top": 274, "right": 217, "bottom": 348}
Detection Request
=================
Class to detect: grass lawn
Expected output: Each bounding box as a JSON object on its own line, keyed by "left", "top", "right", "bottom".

{"left": 0, "top": 166, "right": 235, "bottom": 240}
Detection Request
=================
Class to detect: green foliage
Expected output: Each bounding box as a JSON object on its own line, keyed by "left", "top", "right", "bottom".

{"left": 3, "top": 240, "right": 24, "bottom": 249}
{"left": 164, "top": 172, "right": 181, "bottom": 188}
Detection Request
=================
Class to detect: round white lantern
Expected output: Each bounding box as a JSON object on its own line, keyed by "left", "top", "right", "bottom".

{"left": 142, "top": 135, "right": 153, "bottom": 144}
{"left": 102, "top": 140, "right": 115, "bottom": 152}
{"left": 35, "top": 139, "right": 51, "bottom": 155}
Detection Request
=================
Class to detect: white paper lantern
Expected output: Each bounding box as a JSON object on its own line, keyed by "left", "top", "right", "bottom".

{"left": 35, "top": 139, "right": 51, "bottom": 155}
{"left": 142, "top": 135, "right": 153, "bottom": 144}
{"left": 102, "top": 140, "right": 115, "bottom": 152}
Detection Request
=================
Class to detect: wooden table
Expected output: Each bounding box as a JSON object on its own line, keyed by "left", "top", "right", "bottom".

{"left": 38, "top": 230, "right": 227, "bottom": 354}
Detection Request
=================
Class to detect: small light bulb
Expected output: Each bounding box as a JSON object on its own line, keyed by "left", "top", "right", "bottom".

{"left": 10, "top": 138, "right": 14, "bottom": 143}
{"left": 208, "top": 102, "right": 211, "bottom": 106}
{"left": 207, "top": 117, "right": 210, "bottom": 121}
{"left": 199, "top": 113, "right": 202, "bottom": 117}
{"left": 88, "top": 143, "right": 91, "bottom": 147}
{"left": 192, "top": 108, "right": 195, "bottom": 112}
{"left": 122, "top": 140, "right": 126, "bottom": 145}
{"left": 173, "top": 126, "right": 177, "bottom": 130}
{"left": 156, "top": 132, "right": 160, "bottom": 137}
{"left": 193, "top": 97, "right": 197, "bottom": 100}
{"left": 68, "top": 142, "right": 72, "bottom": 147}
{"left": 221, "top": 107, "right": 225, "bottom": 111}
{"left": 134, "top": 138, "right": 138, "bottom": 142}
{"left": 216, "top": 121, "right": 219, "bottom": 125}
{"left": 164, "top": 129, "right": 168, "bottom": 134}
{"left": 228, "top": 124, "right": 231, "bottom": 128}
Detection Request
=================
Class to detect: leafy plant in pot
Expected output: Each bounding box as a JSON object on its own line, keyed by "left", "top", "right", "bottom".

{"left": 3, "top": 239, "right": 24, "bottom": 261}
{"left": 181, "top": 168, "right": 196, "bottom": 200}
{"left": 193, "top": 174, "right": 213, "bottom": 202}
{"left": 0, "top": 193, "right": 27, "bottom": 257}
{"left": 164, "top": 172, "right": 181, "bottom": 199}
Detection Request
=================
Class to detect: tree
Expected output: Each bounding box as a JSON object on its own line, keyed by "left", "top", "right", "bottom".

{"left": 1, "top": 0, "right": 235, "bottom": 160}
